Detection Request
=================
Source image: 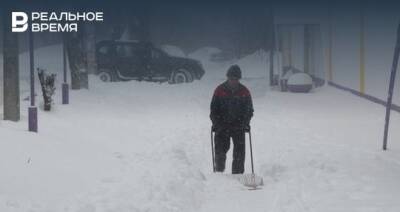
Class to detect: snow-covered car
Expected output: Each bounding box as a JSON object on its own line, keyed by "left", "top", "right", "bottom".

{"left": 95, "top": 40, "right": 205, "bottom": 83}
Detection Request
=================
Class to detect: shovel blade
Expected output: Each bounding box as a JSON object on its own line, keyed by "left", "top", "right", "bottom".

{"left": 228, "top": 173, "right": 264, "bottom": 188}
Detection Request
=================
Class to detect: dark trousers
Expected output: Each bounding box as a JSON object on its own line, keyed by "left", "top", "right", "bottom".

{"left": 214, "top": 129, "right": 245, "bottom": 174}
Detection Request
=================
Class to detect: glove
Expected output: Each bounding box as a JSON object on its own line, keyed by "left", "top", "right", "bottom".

{"left": 212, "top": 122, "right": 222, "bottom": 132}
{"left": 244, "top": 125, "right": 250, "bottom": 132}
{"left": 243, "top": 118, "right": 251, "bottom": 132}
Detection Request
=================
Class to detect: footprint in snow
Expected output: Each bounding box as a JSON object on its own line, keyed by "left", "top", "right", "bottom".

{"left": 113, "top": 152, "right": 125, "bottom": 160}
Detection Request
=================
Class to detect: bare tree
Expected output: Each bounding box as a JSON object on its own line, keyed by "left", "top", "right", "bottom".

{"left": 119, "top": 7, "right": 150, "bottom": 41}
{"left": 3, "top": 12, "right": 20, "bottom": 121}
{"left": 37, "top": 68, "right": 56, "bottom": 111}
{"left": 84, "top": 23, "right": 97, "bottom": 75}
{"left": 66, "top": 31, "right": 87, "bottom": 89}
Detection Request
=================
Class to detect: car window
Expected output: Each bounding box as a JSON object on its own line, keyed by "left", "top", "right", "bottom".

{"left": 151, "top": 48, "right": 165, "bottom": 59}
{"left": 98, "top": 45, "right": 108, "bottom": 55}
{"left": 132, "top": 47, "right": 145, "bottom": 58}
{"left": 116, "top": 44, "right": 134, "bottom": 58}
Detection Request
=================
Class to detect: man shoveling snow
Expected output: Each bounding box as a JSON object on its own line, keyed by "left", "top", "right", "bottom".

{"left": 210, "top": 64, "right": 254, "bottom": 174}
{"left": 210, "top": 65, "right": 263, "bottom": 189}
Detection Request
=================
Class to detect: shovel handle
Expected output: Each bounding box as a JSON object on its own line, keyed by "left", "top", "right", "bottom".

{"left": 248, "top": 130, "right": 255, "bottom": 174}
{"left": 211, "top": 127, "right": 216, "bottom": 172}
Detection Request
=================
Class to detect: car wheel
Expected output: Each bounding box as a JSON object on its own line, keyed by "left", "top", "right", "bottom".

{"left": 170, "top": 69, "right": 193, "bottom": 84}
{"left": 98, "top": 71, "right": 114, "bottom": 82}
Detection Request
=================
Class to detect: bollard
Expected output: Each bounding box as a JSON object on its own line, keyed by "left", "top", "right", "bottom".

{"left": 28, "top": 106, "right": 38, "bottom": 132}
{"left": 62, "top": 83, "right": 69, "bottom": 104}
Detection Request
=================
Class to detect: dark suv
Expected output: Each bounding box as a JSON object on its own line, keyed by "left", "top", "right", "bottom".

{"left": 96, "top": 40, "right": 205, "bottom": 83}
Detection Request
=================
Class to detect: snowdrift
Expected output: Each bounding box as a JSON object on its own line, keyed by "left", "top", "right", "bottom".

{"left": 189, "top": 48, "right": 269, "bottom": 80}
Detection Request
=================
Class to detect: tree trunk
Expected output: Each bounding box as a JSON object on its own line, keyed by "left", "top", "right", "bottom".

{"left": 79, "top": 28, "right": 89, "bottom": 89}
{"left": 66, "top": 32, "right": 87, "bottom": 89}
{"left": 3, "top": 12, "right": 20, "bottom": 121}
{"left": 38, "top": 68, "right": 56, "bottom": 111}
{"left": 126, "top": 7, "right": 150, "bottom": 41}
{"left": 84, "top": 23, "right": 97, "bottom": 75}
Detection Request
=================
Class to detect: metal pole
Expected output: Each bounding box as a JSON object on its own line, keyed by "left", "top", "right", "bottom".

{"left": 28, "top": 29, "right": 38, "bottom": 132}
{"left": 359, "top": 3, "right": 366, "bottom": 94}
{"left": 248, "top": 130, "right": 255, "bottom": 174}
{"left": 62, "top": 34, "right": 69, "bottom": 104}
{"left": 288, "top": 28, "right": 293, "bottom": 67}
{"left": 269, "top": 7, "right": 275, "bottom": 86}
{"left": 30, "top": 31, "right": 34, "bottom": 107}
{"left": 211, "top": 127, "right": 216, "bottom": 172}
{"left": 383, "top": 22, "right": 400, "bottom": 150}
{"left": 269, "top": 39, "right": 275, "bottom": 86}
{"left": 63, "top": 35, "right": 67, "bottom": 83}
{"left": 328, "top": 7, "right": 333, "bottom": 82}
{"left": 304, "top": 25, "right": 310, "bottom": 74}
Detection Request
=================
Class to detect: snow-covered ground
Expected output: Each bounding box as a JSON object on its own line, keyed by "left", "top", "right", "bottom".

{"left": 1, "top": 76, "right": 400, "bottom": 212}
{"left": 1, "top": 44, "right": 400, "bottom": 211}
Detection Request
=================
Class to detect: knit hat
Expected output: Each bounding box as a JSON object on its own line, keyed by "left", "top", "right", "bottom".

{"left": 226, "top": 65, "right": 242, "bottom": 79}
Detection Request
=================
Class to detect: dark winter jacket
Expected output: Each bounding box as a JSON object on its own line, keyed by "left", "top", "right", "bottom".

{"left": 210, "top": 81, "right": 254, "bottom": 131}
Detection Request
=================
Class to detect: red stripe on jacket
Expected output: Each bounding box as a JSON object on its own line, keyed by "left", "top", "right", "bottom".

{"left": 213, "top": 84, "right": 250, "bottom": 97}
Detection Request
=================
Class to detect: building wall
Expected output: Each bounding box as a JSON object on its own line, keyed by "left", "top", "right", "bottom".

{"left": 330, "top": 3, "right": 400, "bottom": 104}
{"left": 274, "top": 2, "right": 328, "bottom": 85}
{"left": 275, "top": 2, "right": 400, "bottom": 105}
{"left": 330, "top": 8, "right": 360, "bottom": 92}
{"left": 364, "top": 5, "right": 400, "bottom": 104}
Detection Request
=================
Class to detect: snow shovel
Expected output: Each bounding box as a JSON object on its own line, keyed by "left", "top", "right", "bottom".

{"left": 211, "top": 127, "right": 264, "bottom": 189}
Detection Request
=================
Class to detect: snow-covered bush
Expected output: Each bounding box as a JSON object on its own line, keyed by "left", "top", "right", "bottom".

{"left": 188, "top": 47, "right": 222, "bottom": 61}
{"left": 37, "top": 68, "right": 56, "bottom": 111}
